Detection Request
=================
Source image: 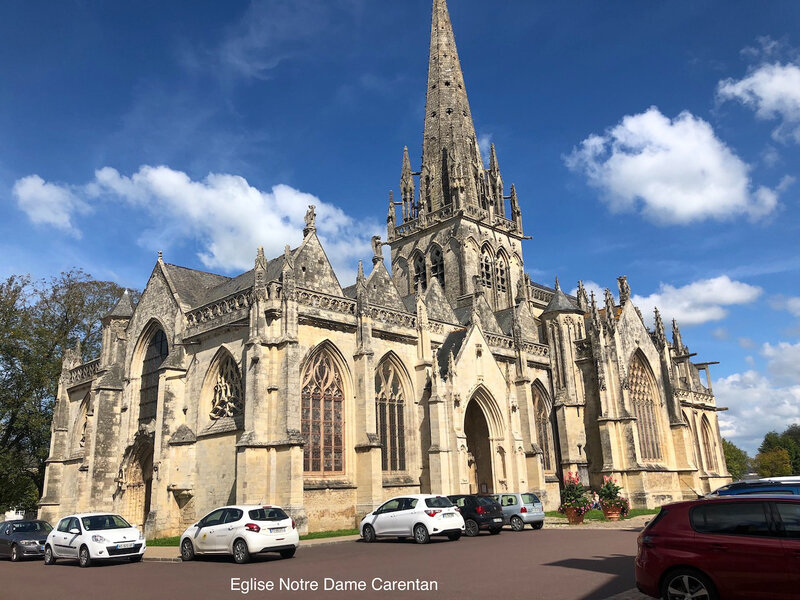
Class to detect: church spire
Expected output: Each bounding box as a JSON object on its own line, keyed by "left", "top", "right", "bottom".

{"left": 421, "top": 0, "right": 484, "bottom": 213}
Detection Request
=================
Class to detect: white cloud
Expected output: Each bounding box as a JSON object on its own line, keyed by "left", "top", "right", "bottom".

{"left": 716, "top": 370, "right": 800, "bottom": 455}
{"left": 711, "top": 327, "right": 729, "bottom": 340}
{"left": 718, "top": 62, "right": 800, "bottom": 143}
{"left": 569, "top": 280, "right": 614, "bottom": 305}
{"left": 769, "top": 294, "right": 800, "bottom": 318}
{"left": 13, "top": 175, "right": 89, "bottom": 238}
{"left": 565, "top": 107, "right": 781, "bottom": 224}
{"left": 738, "top": 337, "right": 756, "bottom": 349}
{"left": 631, "top": 275, "right": 762, "bottom": 327}
{"left": 16, "top": 166, "right": 379, "bottom": 283}
{"left": 761, "top": 341, "right": 800, "bottom": 384}
{"left": 478, "top": 133, "right": 493, "bottom": 163}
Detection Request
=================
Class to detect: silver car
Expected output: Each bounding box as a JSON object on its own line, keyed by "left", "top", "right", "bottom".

{"left": 491, "top": 493, "right": 545, "bottom": 531}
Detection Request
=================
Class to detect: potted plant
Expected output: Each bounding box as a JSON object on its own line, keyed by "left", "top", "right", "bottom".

{"left": 598, "top": 475, "right": 630, "bottom": 521}
{"left": 558, "top": 472, "right": 592, "bottom": 525}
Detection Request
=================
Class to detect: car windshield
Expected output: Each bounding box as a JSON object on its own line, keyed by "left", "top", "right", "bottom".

{"left": 425, "top": 497, "right": 453, "bottom": 508}
{"left": 81, "top": 515, "right": 132, "bottom": 531}
{"left": 11, "top": 521, "right": 52, "bottom": 534}
{"left": 522, "top": 493, "right": 540, "bottom": 504}
{"left": 476, "top": 496, "right": 498, "bottom": 507}
{"left": 248, "top": 508, "right": 289, "bottom": 521}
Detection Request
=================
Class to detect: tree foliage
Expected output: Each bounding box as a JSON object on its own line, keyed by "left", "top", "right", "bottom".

{"left": 722, "top": 438, "right": 750, "bottom": 481}
{"left": 758, "top": 425, "right": 800, "bottom": 475}
{"left": 754, "top": 448, "right": 792, "bottom": 478}
{"left": 0, "top": 270, "right": 138, "bottom": 512}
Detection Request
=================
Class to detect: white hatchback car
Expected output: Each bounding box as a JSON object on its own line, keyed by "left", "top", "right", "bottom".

{"left": 360, "top": 494, "right": 464, "bottom": 544}
{"left": 180, "top": 505, "right": 299, "bottom": 564}
{"left": 44, "top": 513, "right": 145, "bottom": 567}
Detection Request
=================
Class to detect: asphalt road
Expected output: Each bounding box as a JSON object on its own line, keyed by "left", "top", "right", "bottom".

{"left": 0, "top": 528, "right": 642, "bottom": 600}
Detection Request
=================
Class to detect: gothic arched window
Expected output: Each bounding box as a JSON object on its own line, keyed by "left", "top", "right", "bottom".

{"left": 628, "top": 353, "right": 662, "bottom": 461}
{"left": 139, "top": 328, "right": 168, "bottom": 423}
{"left": 301, "top": 347, "right": 344, "bottom": 474}
{"left": 430, "top": 246, "right": 445, "bottom": 289}
{"left": 495, "top": 253, "right": 509, "bottom": 296}
{"left": 533, "top": 386, "right": 554, "bottom": 472}
{"left": 413, "top": 253, "right": 427, "bottom": 292}
{"left": 480, "top": 247, "right": 493, "bottom": 289}
{"left": 209, "top": 354, "right": 244, "bottom": 420}
{"left": 375, "top": 358, "right": 407, "bottom": 471}
{"left": 701, "top": 416, "right": 718, "bottom": 473}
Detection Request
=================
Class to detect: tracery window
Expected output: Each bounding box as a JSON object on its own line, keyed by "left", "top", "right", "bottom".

{"left": 629, "top": 353, "right": 662, "bottom": 461}
{"left": 413, "top": 253, "right": 427, "bottom": 292}
{"left": 430, "top": 246, "right": 445, "bottom": 289}
{"left": 496, "top": 254, "right": 508, "bottom": 295}
{"left": 375, "top": 359, "right": 407, "bottom": 471}
{"left": 701, "top": 416, "right": 718, "bottom": 473}
{"left": 139, "top": 328, "right": 168, "bottom": 423}
{"left": 480, "top": 247, "right": 493, "bottom": 289}
{"left": 209, "top": 355, "right": 244, "bottom": 420}
{"left": 533, "top": 386, "right": 553, "bottom": 471}
{"left": 301, "top": 348, "right": 344, "bottom": 474}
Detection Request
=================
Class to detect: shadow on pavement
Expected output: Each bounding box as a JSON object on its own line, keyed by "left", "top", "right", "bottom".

{"left": 543, "top": 553, "right": 635, "bottom": 600}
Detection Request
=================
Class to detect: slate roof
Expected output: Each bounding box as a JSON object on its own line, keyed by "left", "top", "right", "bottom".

{"left": 106, "top": 289, "right": 135, "bottom": 319}
{"left": 438, "top": 328, "right": 467, "bottom": 378}
{"left": 541, "top": 285, "right": 583, "bottom": 315}
{"left": 424, "top": 279, "right": 456, "bottom": 322}
{"left": 161, "top": 263, "right": 231, "bottom": 307}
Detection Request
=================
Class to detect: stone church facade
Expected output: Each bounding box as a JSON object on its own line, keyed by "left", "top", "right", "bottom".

{"left": 39, "top": 0, "right": 730, "bottom": 536}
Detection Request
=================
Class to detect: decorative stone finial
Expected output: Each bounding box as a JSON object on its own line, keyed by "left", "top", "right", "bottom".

{"left": 371, "top": 235, "right": 384, "bottom": 265}
{"left": 617, "top": 275, "right": 631, "bottom": 306}
{"left": 303, "top": 205, "right": 316, "bottom": 237}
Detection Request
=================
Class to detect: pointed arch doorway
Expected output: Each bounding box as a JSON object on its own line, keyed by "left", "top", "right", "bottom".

{"left": 464, "top": 400, "right": 494, "bottom": 494}
{"left": 119, "top": 437, "right": 154, "bottom": 531}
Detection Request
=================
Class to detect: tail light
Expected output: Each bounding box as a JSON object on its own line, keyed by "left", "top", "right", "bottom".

{"left": 455, "top": 507, "right": 461, "bottom": 513}
{"left": 520, "top": 506, "right": 528, "bottom": 513}
{"left": 476, "top": 506, "right": 485, "bottom": 515}
{"left": 291, "top": 519, "right": 296, "bottom": 530}
{"left": 424, "top": 509, "right": 441, "bottom": 518}
{"left": 642, "top": 534, "right": 658, "bottom": 548}
{"left": 245, "top": 523, "right": 260, "bottom": 533}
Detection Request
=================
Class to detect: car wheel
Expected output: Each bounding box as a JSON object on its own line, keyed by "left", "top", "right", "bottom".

{"left": 233, "top": 539, "right": 250, "bottom": 564}
{"left": 532, "top": 521, "right": 544, "bottom": 530}
{"left": 44, "top": 545, "right": 56, "bottom": 565}
{"left": 279, "top": 548, "right": 296, "bottom": 559}
{"left": 361, "top": 524, "right": 376, "bottom": 543}
{"left": 129, "top": 554, "right": 143, "bottom": 563}
{"left": 413, "top": 524, "right": 430, "bottom": 545}
{"left": 489, "top": 527, "right": 502, "bottom": 535}
{"left": 661, "top": 568, "right": 718, "bottom": 600}
{"left": 79, "top": 545, "right": 92, "bottom": 568}
{"left": 10, "top": 544, "right": 20, "bottom": 562}
{"left": 464, "top": 519, "right": 479, "bottom": 537}
{"left": 446, "top": 532, "right": 461, "bottom": 541}
{"left": 180, "top": 539, "right": 195, "bottom": 561}
{"left": 510, "top": 516, "right": 524, "bottom": 531}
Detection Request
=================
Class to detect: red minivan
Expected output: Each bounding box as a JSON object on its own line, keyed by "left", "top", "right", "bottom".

{"left": 635, "top": 495, "right": 800, "bottom": 600}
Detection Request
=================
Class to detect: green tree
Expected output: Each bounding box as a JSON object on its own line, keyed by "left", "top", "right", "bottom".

{"left": 722, "top": 438, "right": 750, "bottom": 480}
{"left": 754, "top": 448, "right": 792, "bottom": 477}
{"left": 0, "top": 270, "right": 138, "bottom": 512}
{"left": 758, "top": 426, "right": 800, "bottom": 475}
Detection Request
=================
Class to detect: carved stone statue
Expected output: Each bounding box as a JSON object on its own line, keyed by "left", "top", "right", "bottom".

{"left": 303, "top": 205, "right": 316, "bottom": 235}
{"left": 371, "top": 235, "right": 383, "bottom": 262}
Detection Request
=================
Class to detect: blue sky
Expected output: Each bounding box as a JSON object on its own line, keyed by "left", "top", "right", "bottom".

{"left": 1, "top": 0, "right": 799, "bottom": 455}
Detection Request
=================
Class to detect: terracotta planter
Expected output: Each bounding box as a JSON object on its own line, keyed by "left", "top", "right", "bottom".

{"left": 602, "top": 506, "right": 622, "bottom": 521}
{"left": 564, "top": 507, "right": 585, "bottom": 525}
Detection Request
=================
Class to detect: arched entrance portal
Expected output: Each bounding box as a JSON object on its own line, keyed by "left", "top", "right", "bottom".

{"left": 119, "top": 439, "right": 154, "bottom": 531}
{"left": 464, "top": 400, "right": 494, "bottom": 494}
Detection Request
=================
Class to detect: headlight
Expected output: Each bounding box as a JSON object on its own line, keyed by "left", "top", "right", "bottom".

{"left": 20, "top": 539, "right": 39, "bottom": 545}
{"left": 138, "top": 530, "right": 144, "bottom": 540}
{"left": 91, "top": 535, "right": 107, "bottom": 543}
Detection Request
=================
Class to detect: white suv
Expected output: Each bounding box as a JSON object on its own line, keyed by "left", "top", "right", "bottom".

{"left": 360, "top": 494, "right": 464, "bottom": 544}
{"left": 44, "top": 513, "right": 145, "bottom": 567}
{"left": 180, "top": 505, "right": 299, "bottom": 564}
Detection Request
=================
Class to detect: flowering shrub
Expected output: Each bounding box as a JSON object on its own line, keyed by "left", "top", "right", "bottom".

{"left": 598, "top": 475, "right": 630, "bottom": 516}
{"left": 558, "top": 472, "right": 593, "bottom": 516}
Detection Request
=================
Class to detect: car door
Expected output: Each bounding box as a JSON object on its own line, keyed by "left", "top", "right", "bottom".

{"left": 194, "top": 509, "right": 226, "bottom": 553}
{"left": 0, "top": 524, "right": 10, "bottom": 556}
{"left": 774, "top": 501, "right": 800, "bottom": 595}
{"left": 690, "top": 500, "right": 789, "bottom": 599}
{"left": 212, "top": 508, "right": 243, "bottom": 552}
{"left": 501, "top": 494, "right": 518, "bottom": 523}
{"left": 63, "top": 517, "right": 81, "bottom": 558}
{"left": 372, "top": 499, "right": 401, "bottom": 536}
{"left": 392, "top": 498, "right": 419, "bottom": 535}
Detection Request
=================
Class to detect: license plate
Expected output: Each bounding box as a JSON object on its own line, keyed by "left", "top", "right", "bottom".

{"left": 116, "top": 542, "right": 135, "bottom": 549}
{"left": 269, "top": 527, "right": 286, "bottom": 533}
{"left": 443, "top": 513, "right": 454, "bottom": 518}
{"left": 493, "top": 518, "right": 502, "bottom": 522}
{"left": 39, "top": 546, "right": 45, "bottom": 552}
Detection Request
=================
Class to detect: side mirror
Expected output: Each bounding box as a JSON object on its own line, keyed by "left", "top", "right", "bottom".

{"left": 69, "top": 528, "right": 80, "bottom": 535}
{"left": 193, "top": 522, "right": 199, "bottom": 528}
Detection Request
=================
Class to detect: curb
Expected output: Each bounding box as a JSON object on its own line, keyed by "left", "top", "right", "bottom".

{"left": 143, "top": 555, "right": 182, "bottom": 563}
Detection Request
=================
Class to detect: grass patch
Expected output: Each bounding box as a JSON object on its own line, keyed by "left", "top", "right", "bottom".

{"left": 546, "top": 507, "right": 660, "bottom": 521}
{"left": 300, "top": 528, "right": 359, "bottom": 541}
{"left": 147, "top": 536, "right": 180, "bottom": 547}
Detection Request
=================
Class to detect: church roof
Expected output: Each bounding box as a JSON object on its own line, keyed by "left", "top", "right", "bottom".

{"left": 161, "top": 263, "right": 232, "bottom": 307}
{"left": 424, "top": 278, "right": 456, "bottom": 322}
{"left": 541, "top": 279, "right": 583, "bottom": 316}
{"left": 365, "top": 260, "right": 406, "bottom": 311}
{"left": 438, "top": 327, "right": 467, "bottom": 377}
{"left": 105, "top": 289, "right": 134, "bottom": 319}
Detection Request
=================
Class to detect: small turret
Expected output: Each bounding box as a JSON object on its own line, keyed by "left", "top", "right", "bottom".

{"left": 487, "top": 143, "right": 504, "bottom": 217}
{"left": 654, "top": 307, "right": 666, "bottom": 346}
{"left": 576, "top": 280, "right": 589, "bottom": 311}
{"left": 401, "top": 146, "right": 415, "bottom": 221}
{"left": 672, "top": 319, "right": 684, "bottom": 353}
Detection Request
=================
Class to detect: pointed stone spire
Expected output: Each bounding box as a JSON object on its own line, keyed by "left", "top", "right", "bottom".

{"left": 400, "top": 146, "right": 415, "bottom": 221}
{"left": 487, "top": 143, "right": 504, "bottom": 217}
{"left": 654, "top": 307, "right": 666, "bottom": 345}
{"left": 554, "top": 276, "right": 561, "bottom": 291}
{"left": 357, "top": 260, "right": 366, "bottom": 287}
{"left": 421, "top": 0, "right": 484, "bottom": 213}
{"left": 254, "top": 246, "right": 267, "bottom": 289}
{"left": 448, "top": 349, "right": 457, "bottom": 379}
{"left": 387, "top": 191, "right": 396, "bottom": 233}
{"left": 542, "top": 276, "right": 581, "bottom": 316}
{"left": 590, "top": 291, "right": 601, "bottom": 328}
{"left": 106, "top": 289, "right": 134, "bottom": 319}
{"left": 509, "top": 183, "right": 522, "bottom": 231}
{"left": 672, "top": 318, "right": 684, "bottom": 352}
{"left": 577, "top": 280, "right": 589, "bottom": 311}
{"left": 604, "top": 288, "right": 616, "bottom": 329}
{"left": 489, "top": 143, "right": 499, "bottom": 171}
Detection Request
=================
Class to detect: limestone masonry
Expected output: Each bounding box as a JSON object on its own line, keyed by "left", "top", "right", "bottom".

{"left": 39, "top": 0, "right": 729, "bottom": 536}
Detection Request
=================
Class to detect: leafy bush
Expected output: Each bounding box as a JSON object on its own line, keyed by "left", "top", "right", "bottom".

{"left": 598, "top": 475, "right": 630, "bottom": 516}
{"left": 558, "top": 472, "right": 593, "bottom": 516}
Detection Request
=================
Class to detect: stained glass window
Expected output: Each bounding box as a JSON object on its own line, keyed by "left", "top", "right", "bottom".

{"left": 629, "top": 353, "right": 662, "bottom": 461}
{"left": 139, "top": 329, "right": 168, "bottom": 423}
{"left": 209, "top": 355, "right": 244, "bottom": 420}
{"left": 301, "top": 349, "right": 344, "bottom": 474}
{"left": 376, "top": 359, "right": 406, "bottom": 471}
{"left": 430, "top": 246, "right": 445, "bottom": 289}
{"left": 533, "top": 387, "right": 553, "bottom": 472}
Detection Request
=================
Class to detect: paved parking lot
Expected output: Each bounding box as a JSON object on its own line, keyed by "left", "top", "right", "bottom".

{"left": 0, "top": 528, "right": 646, "bottom": 600}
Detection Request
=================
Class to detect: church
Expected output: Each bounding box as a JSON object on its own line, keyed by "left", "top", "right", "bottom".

{"left": 39, "top": 0, "right": 730, "bottom": 536}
